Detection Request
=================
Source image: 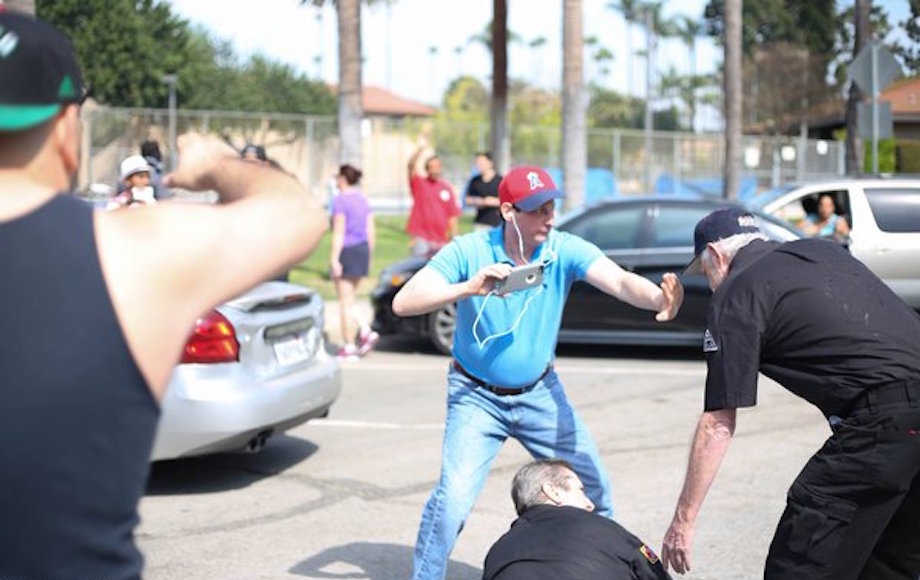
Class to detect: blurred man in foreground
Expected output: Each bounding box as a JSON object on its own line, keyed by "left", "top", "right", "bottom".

{"left": 0, "top": 10, "right": 327, "bottom": 579}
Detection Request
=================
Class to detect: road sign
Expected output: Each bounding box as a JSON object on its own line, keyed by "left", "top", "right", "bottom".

{"left": 849, "top": 42, "right": 901, "bottom": 95}
{"left": 857, "top": 101, "right": 893, "bottom": 140}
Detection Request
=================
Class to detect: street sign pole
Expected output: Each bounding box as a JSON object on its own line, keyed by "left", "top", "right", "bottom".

{"left": 848, "top": 41, "right": 900, "bottom": 175}
{"left": 872, "top": 43, "right": 879, "bottom": 175}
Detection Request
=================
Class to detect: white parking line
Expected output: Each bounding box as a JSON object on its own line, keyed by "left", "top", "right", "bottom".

{"left": 312, "top": 418, "right": 444, "bottom": 430}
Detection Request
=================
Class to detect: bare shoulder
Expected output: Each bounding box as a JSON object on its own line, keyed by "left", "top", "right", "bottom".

{"left": 93, "top": 203, "right": 229, "bottom": 397}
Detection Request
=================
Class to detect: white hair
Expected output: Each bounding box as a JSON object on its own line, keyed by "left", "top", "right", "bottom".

{"left": 700, "top": 232, "right": 769, "bottom": 269}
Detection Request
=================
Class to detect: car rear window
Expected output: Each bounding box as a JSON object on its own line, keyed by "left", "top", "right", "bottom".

{"left": 864, "top": 188, "right": 920, "bottom": 233}
{"left": 563, "top": 206, "right": 645, "bottom": 250}
{"left": 646, "top": 206, "right": 713, "bottom": 248}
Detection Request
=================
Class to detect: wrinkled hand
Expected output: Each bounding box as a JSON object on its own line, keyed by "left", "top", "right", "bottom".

{"left": 655, "top": 272, "right": 684, "bottom": 322}
{"left": 466, "top": 263, "right": 513, "bottom": 297}
{"left": 163, "top": 133, "right": 239, "bottom": 192}
{"left": 661, "top": 519, "right": 694, "bottom": 575}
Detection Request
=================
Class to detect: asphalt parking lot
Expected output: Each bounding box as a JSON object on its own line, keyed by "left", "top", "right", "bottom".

{"left": 137, "top": 337, "right": 829, "bottom": 580}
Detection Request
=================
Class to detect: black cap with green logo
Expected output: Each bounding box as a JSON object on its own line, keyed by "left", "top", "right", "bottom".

{"left": 0, "top": 9, "right": 85, "bottom": 131}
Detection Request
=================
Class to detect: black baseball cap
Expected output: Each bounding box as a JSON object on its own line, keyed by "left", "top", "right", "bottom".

{"left": 0, "top": 10, "right": 85, "bottom": 132}
{"left": 685, "top": 207, "right": 762, "bottom": 274}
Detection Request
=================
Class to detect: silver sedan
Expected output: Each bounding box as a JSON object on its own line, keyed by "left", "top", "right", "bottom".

{"left": 151, "top": 281, "right": 341, "bottom": 461}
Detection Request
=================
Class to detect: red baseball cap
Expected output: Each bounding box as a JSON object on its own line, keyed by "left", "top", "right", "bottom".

{"left": 498, "top": 166, "right": 563, "bottom": 212}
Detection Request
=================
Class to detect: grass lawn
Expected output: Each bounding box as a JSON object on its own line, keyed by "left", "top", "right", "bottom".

{"left": 287, "top": 213, "right": 475, "bottom": 301}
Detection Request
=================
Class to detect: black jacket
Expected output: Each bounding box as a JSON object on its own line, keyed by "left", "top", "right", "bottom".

{"left": 482, "top": 505, "right": 671, "bottom": 580}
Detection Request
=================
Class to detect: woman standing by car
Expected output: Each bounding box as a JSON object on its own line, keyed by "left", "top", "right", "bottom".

{"left": 330, "top": 164, "right": 379, "bottom": 361}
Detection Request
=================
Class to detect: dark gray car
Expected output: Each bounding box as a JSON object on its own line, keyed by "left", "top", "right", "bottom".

{"left": 371, "top": 197, "right": 801, "bottom": 354}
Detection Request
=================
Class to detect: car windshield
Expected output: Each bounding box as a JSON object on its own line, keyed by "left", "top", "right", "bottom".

{"left": 746, "top": 184, "right": 800, "bottom": 211}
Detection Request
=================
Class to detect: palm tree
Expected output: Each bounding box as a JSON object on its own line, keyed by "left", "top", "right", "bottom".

{"left": 607, "top": 0, "right": 642, "bottom": 95}
{"left": 529, "top": 36, "right": 548, "bottom": 86}
{"left": 336, "top": 0, "right": 363, "bottom": 166}
{"left": 491, "top": 0, "right": 510, "bottom": 174}
{"left": 428, "top": 45, "right": 439, "bottom": 102}
{"left": 593, "top": 46, "right": 615, "bottom": 84}
{"left": 562, "top": 0, "right": 586, "bottom": 211}
{"left": 724, "top": 0, "right": 742, "bottom": 200}
{"left": 305, "top": 0, "right": 365, "bottom": 167}
{"left": 453, "top": 45, "right": 464, "bottom": 77}
{"left": 674, "top": 15, "right": 705, "bottom": 132}
{"left": 468, "top": 7, "right": 516, "bottom": 173}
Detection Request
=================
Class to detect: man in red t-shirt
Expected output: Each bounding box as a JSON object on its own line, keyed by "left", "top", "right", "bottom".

{"left": 406, "top": 143, "right": 460, "bottom": 257}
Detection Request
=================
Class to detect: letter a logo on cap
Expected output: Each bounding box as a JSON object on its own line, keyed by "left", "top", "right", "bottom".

{"left": 527, "top": 171, "right": 544, "bottom": 191}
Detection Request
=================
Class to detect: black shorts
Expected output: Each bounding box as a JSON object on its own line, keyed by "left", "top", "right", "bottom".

{"left": 339, "top": 242, "right": 369, "bottom": 278}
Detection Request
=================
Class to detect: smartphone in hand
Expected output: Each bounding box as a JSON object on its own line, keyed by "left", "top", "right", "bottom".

{"left": 493, "top": 262, "right": 545, "bottom": 296}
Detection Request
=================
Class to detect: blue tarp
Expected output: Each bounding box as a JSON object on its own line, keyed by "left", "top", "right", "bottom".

{"left": 655, "top": 174, "right": 759, "bottom": 201}
{"left": 545, "top": 168, "right": 619, "bottom": 205}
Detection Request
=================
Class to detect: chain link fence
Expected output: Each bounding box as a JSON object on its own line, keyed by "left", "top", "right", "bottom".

{"left": 80, "top": 105, "right": 845, "bottom": 209}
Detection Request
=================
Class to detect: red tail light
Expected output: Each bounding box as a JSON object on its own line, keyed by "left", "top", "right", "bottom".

{"left": 180, "top": 311, "right": 240, "bottom": 364}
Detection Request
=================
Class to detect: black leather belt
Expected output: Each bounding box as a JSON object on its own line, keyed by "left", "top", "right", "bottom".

{"left": 452, "top": 360, "right": 551, "bottom": 396}
{"left": 845, "top": 381, "right": 920, "bottom": 416}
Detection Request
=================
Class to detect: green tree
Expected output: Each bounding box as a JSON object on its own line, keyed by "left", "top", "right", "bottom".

{"left": 441, "top": 76, "right": 490, "bottom": 123}
{"left": 38, "top": 0, "right": 192, "bottom": 107}
{"left": 659, "top": 67, "right": 717, "bottom": 131}
{"left": 705, "top": 0, "right": 843, "bottom": 137}
{"left": 894, "top": 0, "right": 920, "bottom": 72}
{"left": 39, "top": 0, "right": 335, "bottom": 114}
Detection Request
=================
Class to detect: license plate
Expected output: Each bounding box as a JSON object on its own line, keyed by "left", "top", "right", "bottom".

{"left": 272, "top": 333, "right": 311, "bottom": 366}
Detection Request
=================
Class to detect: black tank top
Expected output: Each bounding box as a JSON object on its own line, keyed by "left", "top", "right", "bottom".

{"left": 0, "top": 195, "right": 159, "bottom": 580}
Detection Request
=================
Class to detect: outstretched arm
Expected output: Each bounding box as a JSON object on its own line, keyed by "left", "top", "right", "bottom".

{"left": 583, "top": 257, "right": 683, "bottom": 321}
{"left": 393, "top": 262, "right": 513, "bottom": 317}
{"left": 661, "top": 408, "right": 737, "bottom": 575}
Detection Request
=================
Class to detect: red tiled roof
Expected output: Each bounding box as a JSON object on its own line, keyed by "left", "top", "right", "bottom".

{"left": 328, "top": 84, "right": 436, "bottom": 117}
{"left": 880, "top": 77, "right": 920, "bottom": 115}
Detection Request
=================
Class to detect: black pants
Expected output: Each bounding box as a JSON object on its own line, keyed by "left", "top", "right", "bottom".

{"left": 765, "top": 389, "right": 920, "bottom": 580}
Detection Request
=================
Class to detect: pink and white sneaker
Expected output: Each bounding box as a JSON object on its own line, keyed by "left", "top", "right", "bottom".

{"left": 336, "top": 344, "right": 360, "bottom": 362}
{"left": 357, "top": 330, "right": 380, "bottom": 357}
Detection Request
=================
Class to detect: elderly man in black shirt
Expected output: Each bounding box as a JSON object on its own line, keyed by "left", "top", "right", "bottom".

{"left": 661, "top": 208, "right": 920, "bottom": 580}
{"left": 483, "top": 459, "right": 671, "bottom": 580}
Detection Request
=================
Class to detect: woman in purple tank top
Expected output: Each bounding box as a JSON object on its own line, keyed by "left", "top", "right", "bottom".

{"left": 330, "top": 164, "right": 379, "bottom": 360}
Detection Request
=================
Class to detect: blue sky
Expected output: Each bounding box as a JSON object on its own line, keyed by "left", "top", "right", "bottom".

{"left": 167, "top": 0, "right": 911, "bottom": 110}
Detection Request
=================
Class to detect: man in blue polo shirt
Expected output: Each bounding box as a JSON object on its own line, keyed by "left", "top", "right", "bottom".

{"left": 393, "top": 166, "right": 684, "bottom": 580}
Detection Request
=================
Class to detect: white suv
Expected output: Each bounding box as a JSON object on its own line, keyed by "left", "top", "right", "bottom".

{"left": 748, "top": 178, "right": 920, "bottom": 310}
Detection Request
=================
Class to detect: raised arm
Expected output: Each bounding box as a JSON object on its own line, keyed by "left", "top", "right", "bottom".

{"left": 95, "top": 133, "right": 328, "bottom": 399}
{"left": 583, "top": 257, "right": 684, "bottom": 321}
{"left": 408, "top": 145, "right": 426, "bottom": 183}
{"left": 661, "top": 408, "right": 737, "bottom": 575}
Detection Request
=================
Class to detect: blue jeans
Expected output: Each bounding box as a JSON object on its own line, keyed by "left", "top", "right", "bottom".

{"left": 410, "top": 365, "right": 614, "bottom": 580}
